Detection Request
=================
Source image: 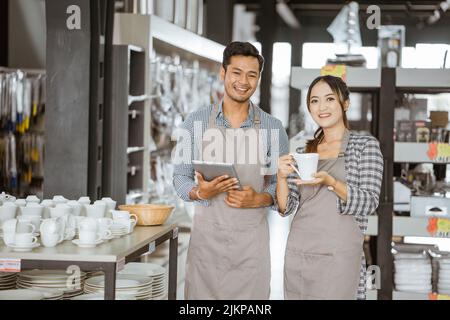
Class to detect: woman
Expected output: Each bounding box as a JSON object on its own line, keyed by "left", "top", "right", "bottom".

{"left": 276, "top": 75, "right": 384, "bottom": 300}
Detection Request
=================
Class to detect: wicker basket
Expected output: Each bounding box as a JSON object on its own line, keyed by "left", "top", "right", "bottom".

{"left": 118, "top": 204, "right": 174, "bottom": 226}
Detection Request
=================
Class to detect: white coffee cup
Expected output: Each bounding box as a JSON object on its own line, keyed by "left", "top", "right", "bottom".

{"left": 97, "top": 218, "right": 113, "bottom": 239}
{"left": 0, "top": 203, "right": 17, "bottom": 223}
{"left": 49, "top": 204, "right": 72, "bottom": 218}
{"left": 114, "top": 218, "right": 137, "bottom": 234}
{"left": 78, "top": 197, "right": 91, "bottom": 205}
{"left": 290, "top": 152, "right": 319, "bottom": 181}
{"left": 111, "top": 210, "right": 137, "bottom": 221}
{"left": 14, "top": 233, "right": 38, "bottom": 247}
{"left": 79, "top": 217, "right": 98, "bottom": 232}
{"left": 25, "top": 195, "right": 40, "bottom": 204}
{"left": 101, "top": 197, "right": 117, "bottom": 212}
{"left": 84, "top": 204, "right": 105, "bottom": 219}
{"left": 41, "top": 233, "right": 63, "bottom": 247}
{"left": 20, "top": 205, "right": 43, "bottom": 217}
{"left": 16, "top": 221, "right": 36, "bottom": 234}
{"left": 40, "top": 218, "right": 61, "bottom": 235}
{"left": 79, "top": 231, "right": 101, "bottom": 245}
{"left": 17, "top": 215, "right": 42, "bottom": 232}
{"left": 2, "top": 218, "right": 18, "bottom": 234}
{"left": 15, "top": 199, "right": 27, "bottom": 207}
{"left": 52, "top": 195, "right": 68, "bottom": 205}
{"left": 67, "top": 201, "right": 83, "bottom": 216}
{"left": 3, "top": 233, "right": 15, "bottom": 246}
{"left": 40, "top": 200, "right": 55, "bottom": 219}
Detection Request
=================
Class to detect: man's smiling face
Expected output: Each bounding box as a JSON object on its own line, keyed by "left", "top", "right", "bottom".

{"left": 221, "top": 55, "right": 260, "bottom": 103}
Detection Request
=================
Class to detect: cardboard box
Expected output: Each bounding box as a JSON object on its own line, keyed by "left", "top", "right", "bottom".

{"left": 430, "top": 111, "right": 449, "bottom": 128}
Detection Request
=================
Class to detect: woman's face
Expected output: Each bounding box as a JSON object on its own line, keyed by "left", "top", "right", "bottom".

{"left": 308, "top": 81, "right": 348, "bottom": 130}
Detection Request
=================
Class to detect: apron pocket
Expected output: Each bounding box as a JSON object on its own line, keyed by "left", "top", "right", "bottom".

{"left": 298, "top": 252, "right": 334, "bottom": 299}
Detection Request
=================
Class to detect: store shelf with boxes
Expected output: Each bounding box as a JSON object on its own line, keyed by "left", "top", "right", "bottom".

{"left": 111, "top": 14, "right": 224, "bottom": 213}
{"left": 367, "top": 68, "right": 450, "bottom": 300}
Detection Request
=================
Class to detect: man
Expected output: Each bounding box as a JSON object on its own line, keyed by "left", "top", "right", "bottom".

{"left": 173, "top": 42, "right": 288, "bottom": 299}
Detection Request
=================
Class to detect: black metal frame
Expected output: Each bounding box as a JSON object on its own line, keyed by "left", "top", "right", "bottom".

{"left": 0, "top": 0, "right": 7, "bottom": 66}
{"left": 17, "top": 227, "right": 178, "bottom": 300}
{"left": 375, "top": 68, "right": 396, "bottom": 300}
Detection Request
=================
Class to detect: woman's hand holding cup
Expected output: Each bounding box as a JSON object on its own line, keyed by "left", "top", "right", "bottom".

{"left": 277, "top": 155, "right": 295, "bottom": 179}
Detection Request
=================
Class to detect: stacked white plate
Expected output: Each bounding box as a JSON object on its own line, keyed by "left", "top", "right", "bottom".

{"left": 17, "top": 270, "right": 86, "bottom": 299}
{"left": 71, "top": 293, "right": 136, "bottom": 300}
{"left": 110, "top": 224, "right": 128, "bottom": 238}
{"left": 0, "top": 289, "right": 45, "bottom": 300}
{"left": 84, "top": 274, "right": 153, "bottom": 300}
{"left": 394, "top": 257, "right": 432, "bottom": 293}
{"left": 438, "top": 259, "right": 450, "bottom": 295}
{"left": 0, "top": 272, "right": 17, "bottom": 290}
{"left": 119, "top": 262, "right": 167, "bottom": 300}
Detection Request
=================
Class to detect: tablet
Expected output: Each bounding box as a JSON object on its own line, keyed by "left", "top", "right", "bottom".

{"left": 192, "top": 160, "right": 242, "bottom": 188}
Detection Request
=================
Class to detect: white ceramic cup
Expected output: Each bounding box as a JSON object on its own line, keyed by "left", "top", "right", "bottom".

{"left": 67, "top": 201, "right": 82, "bottom": 216}
{"left": 17, "top": 215, "right": 42, "bottom": 232}
{"left": 111, "top": 210, "right": 137, "bottom": 221}
{"left": 14, "top": 233, "right": 38, "bottom": 247}
{"left": 290, "top": 152, "right": 319, "bottom": 181}
{"left": 114, "top": 218, "right": 137, "bottom": 234}
{"left": 25, "top": 195, "right": 40, "bottom": 204}
{"left": 97, "top": 218, "right": 113, "bottom": 238}
{"left": 84, "top": 204, "right": 105, "bottom": 219}
{"left": 41, "top": 233, "right": 63, "bottom": 247}
{"left": 3, "top": 233, "right": 15, "bottom": 246}
{"left": 40, "top": 200, "right": 55, "bottom": 219}
{"left": 40, "top": 218, "right": 61, "bottom": 235}
{"left": 2, "top": 218, "right": 18, "bottom": 234}
{"left": 0, "top": 203, "right": 17, "bottom": 223}
{"left": 16, "top": 221, "right": 36, "bottom": 234}
{"left": 49, "top": 204, "right": 73, "bottom": 218}
{"left": 52, "top": 195, "right": 68, "bottom": 205}
{"left": 20, "top": 205, "right": 43, "bottom": 217}
{"left": 101, "top": 197, "right": 117, "bottom": 212}
{"left": 79, "top": 231, "right": 101, "bottom": 245}
{"left": 78, "top": 197, "right": 91, "bottom": 205}
{"left": 79, "top": 217, "right": 98, "bottom": 232}
{"left": 15, "top": 199, "right": 27, "bottom": 207}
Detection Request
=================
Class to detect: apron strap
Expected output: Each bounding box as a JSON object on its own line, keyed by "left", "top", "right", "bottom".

{"left": 338, "top": 129, "right": 350, "bottom": 158}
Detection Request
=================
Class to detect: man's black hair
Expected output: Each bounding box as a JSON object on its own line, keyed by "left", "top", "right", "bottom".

{"left": 222, "top": 41, "right": 265, "bottom": 72}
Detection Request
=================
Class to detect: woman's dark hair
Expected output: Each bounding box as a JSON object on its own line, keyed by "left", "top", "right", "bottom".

{"left": 305, "top": 75, "right": 350, "bottom": 153}
{"left": 222, "top": 41, "right": 265, "bottom": 72}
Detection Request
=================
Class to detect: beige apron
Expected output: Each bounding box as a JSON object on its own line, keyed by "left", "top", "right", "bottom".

{"left": 184, "top": 103, "right": 271, "bottom": 300}
{"left": 284, "top": 130, "right": 364, "bottom": 300}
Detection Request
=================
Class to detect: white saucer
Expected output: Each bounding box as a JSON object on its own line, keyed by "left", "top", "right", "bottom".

{"left": 8, "top": 243, "right": 40, "bottom": 252}
{"left": 72, "top": 239, "right": 103, "bottom": 248}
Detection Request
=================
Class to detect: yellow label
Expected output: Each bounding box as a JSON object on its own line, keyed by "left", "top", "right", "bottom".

{"left": 428, "top": 143, "right": 450, "bottom": 162}
{"left": 320, "top": 64, "right": 347, "bottom": 81}
{"left": 428, "top": 218, "right": 450, "bottom": 237}
{"left": 437, "top": 219, "right": 450, "bottom": 233}
{"left": 429, "top": 293, "right": 450, "bottom": 300}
